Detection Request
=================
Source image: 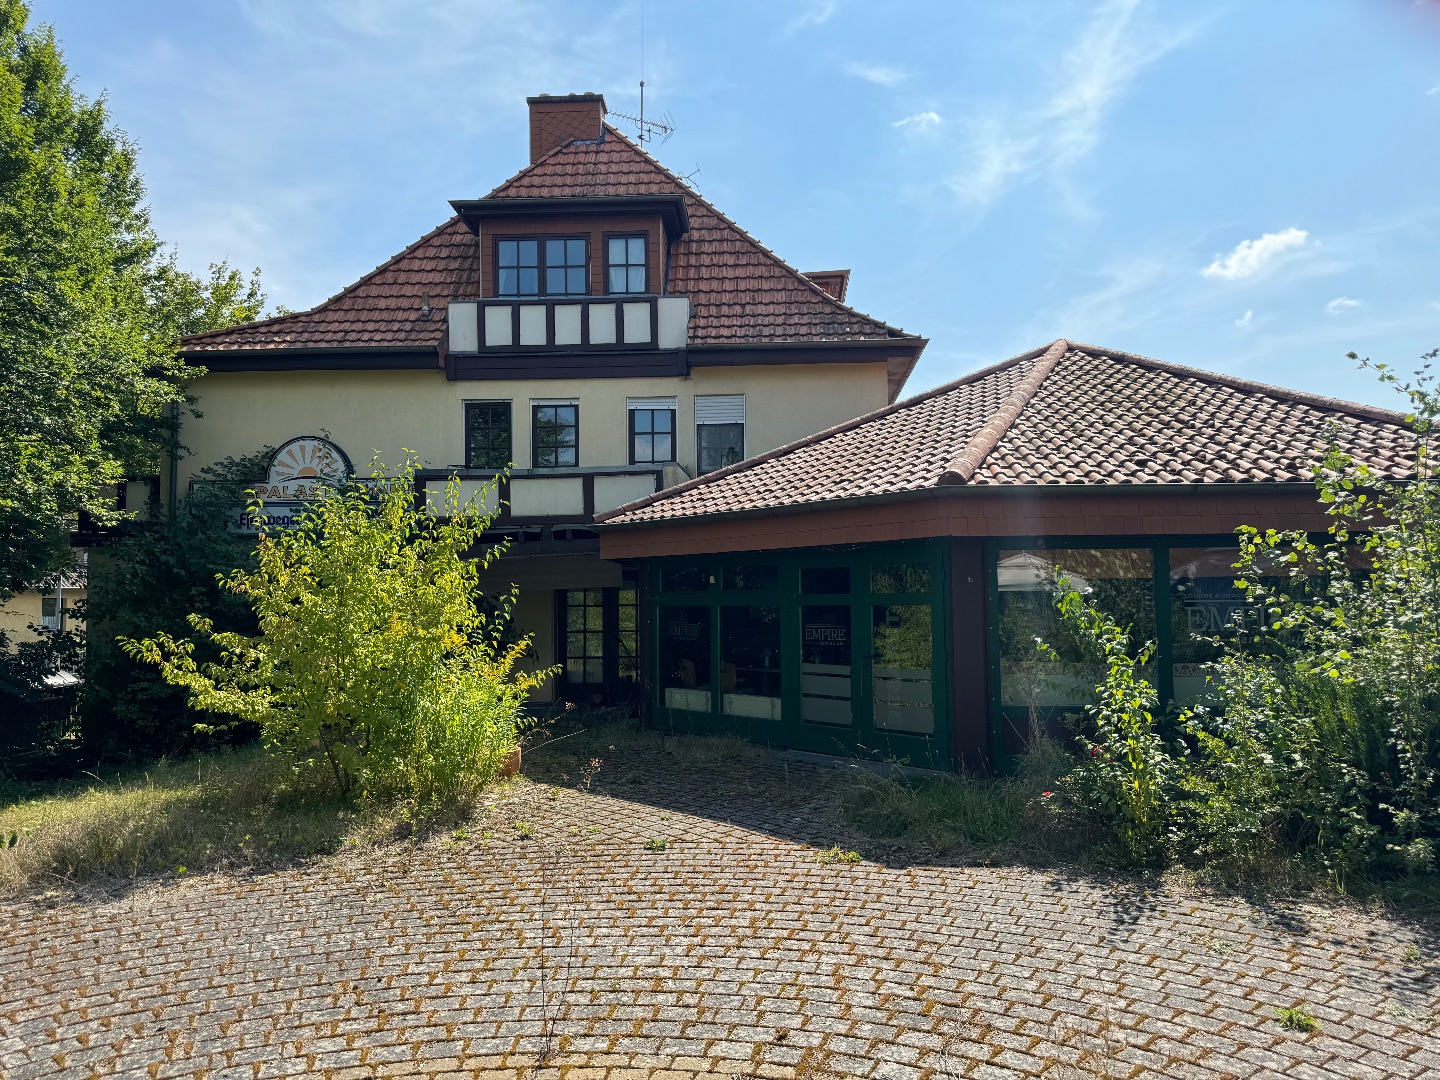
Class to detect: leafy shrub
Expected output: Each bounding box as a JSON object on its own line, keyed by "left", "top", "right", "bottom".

{"left": 1048, "top": 588, "right": 1177, "bottom": 867}
{"left": 1184, "top": 352, "right": 1440, "bottom": 879}
{"left": 80, "top": 451, "right": 270, "bottom": 762}
{"left": 122, "top": 460, "right": 554, "bottom": 820}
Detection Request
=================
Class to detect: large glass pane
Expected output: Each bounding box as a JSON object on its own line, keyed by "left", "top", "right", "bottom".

{"left": 801, "top": 566, "right": 850, "bottom": 595}
{"left": 722, "top": 565, "right": 778, "bottom": 591}
{"left": 660, "top": 566, "right": 709, "bottom": 592}
{"left": 660, "top": 606, "right": 711, "bottom": 712}
{"left": 698, "top": 423, "right": 744, "bottom": 473}
{"left": 608, "top": 237, "right": 627, "bottom": 264}
{"left": 721, "top": 605, "right": 781, "bottom": 719}
{"left": 872, "top": 604, "right": 934, "bottom": 733}
{"left": 997, "top": 548, "right": 1154, "bottom": 710}
{"left": 1169, "top": 546, "right": 1242, "bottom": 707}
{"left": 872, "top": 563, "right": 931, "bottom": 594}
{"left": 802, "top": 604, "right": 852, "bottom": 727}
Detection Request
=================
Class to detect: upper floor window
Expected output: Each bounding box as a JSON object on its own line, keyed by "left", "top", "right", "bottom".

{"left": 696, "top": 394, "right": 746, "bottom": 474}
{"left": 533, "top": 401, "right": 579, "bottom": 468}
{"left": 628, "top": 397, "right": 676, "bottom": 463}
{"left": 607, "top": 236, "right": 648, "bottom": 294}
{"left": 496, "top": 238, "right": 588, "bottom": 297}
{"left": 465, "top": 400, "right": 512, "bottom": 470}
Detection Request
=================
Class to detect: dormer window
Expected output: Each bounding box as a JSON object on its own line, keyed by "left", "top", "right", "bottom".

{"left": 607, "top": 235, "right": 648, "bottom": 294}
{"left": 496, "top": 238, "right": 588, "bottom": 297}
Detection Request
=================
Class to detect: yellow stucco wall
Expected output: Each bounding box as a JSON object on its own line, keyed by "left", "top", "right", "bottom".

{"left": 1, "top": 588, "right": 86, "bottom": 648}
{"left": 172, "top": 362, "right": 889, "bottom": 496}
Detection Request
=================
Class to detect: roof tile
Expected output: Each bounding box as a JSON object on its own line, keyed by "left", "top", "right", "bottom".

{"left": 597, "top": 342, "right": 1417, "bottom": 526}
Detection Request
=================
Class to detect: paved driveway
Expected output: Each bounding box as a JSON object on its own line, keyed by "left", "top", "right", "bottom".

{"left": 2, "top": 745, "right": 1438, "bottom": 1079}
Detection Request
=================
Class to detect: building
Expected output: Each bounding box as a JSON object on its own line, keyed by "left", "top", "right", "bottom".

{"left": 170, "top": 92, "right": 927, "bottom": 705}
{"left": 0, "top": 555, "right": 86, "bottom": 649}
{"left": 594, "top": 340, "right": 1417, "bottom": 771}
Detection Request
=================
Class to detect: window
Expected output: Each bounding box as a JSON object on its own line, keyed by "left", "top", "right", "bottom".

{"left": 40, "top": 595, "right": 62, "bottom": 632}
{"left": 721, "top": 604, "right": 781, "bottom": 719}
{"left": 696, "top": 394, "right": 746, "bottom": 474}
{"left": 660, "top": 606, "right": 712, "bottom": 712}
{"left": 532, "top": 402, "right": 578, "bottom": 468}
{"left": 628, "top": 403, "right": 675, "bottom": 463}
{"left": 606, "top": 235, "right": 648, "bottom": 293}
{"left": 464, "top": 401, "right": 512, "bottom": 469}
{"left": 496, "top": 238, "right": 588, "bottom": 297}
{"left": 563, "top": 589, "right": 606, "bottom": 684}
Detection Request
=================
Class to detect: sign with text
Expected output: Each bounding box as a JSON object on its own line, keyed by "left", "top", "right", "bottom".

{"left": 231, "top": 436, "right": 353, "bottom": 534}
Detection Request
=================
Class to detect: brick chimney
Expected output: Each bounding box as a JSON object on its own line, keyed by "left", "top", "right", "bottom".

{"left": 527, "top": 93, "right": 607, "bottom": 164}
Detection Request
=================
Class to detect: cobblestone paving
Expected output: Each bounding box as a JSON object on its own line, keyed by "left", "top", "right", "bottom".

{"left": 3, "top": 761, "right": 1438, "bottom": 1079}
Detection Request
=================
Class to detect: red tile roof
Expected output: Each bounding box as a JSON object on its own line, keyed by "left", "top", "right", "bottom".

{"left": 181, "top": 127, "right": 918, "bottom": 364}
{"left": 596, "top": 341, "right": 1417, "bottom": 526}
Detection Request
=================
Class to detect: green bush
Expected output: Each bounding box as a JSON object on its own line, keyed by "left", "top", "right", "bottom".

{"left": 122, "top": 460, "right": 554, "bottom": 820}
{"left": 1048, "top": 350, "right": 1440, "bottom": 885}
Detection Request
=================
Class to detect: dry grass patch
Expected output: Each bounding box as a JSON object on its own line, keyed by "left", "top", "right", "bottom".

{"left": 0, "top": 747, "right": 369, "bottom": 896}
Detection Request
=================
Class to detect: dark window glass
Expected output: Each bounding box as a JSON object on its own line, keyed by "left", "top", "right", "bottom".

{"left": 464, "top": 401, "right": 512, "bottom": 469}
{"left": 996, "top": 548, "right": 1154, "bottom": 710}
{"left": 606, "top": 235, "right": 648, "bottom": 293}
{"left": 563, "top": 589, "right": 606, "bottom": 684}
{"left": 721, "top": 565, "right": 778, "bottom": 591}
{"left": 630, "top": 408, "right": 675, "bottom": 464}
{"left": 801, "top": 604, "right": 852, "bottom": 727}
{"left": 660, "top": 605, "right": 712, "bottom": 712}
{"left": 532, "top": 404, "right": 578, "bottom": 468}
{"left": 871, "top": 563, "right": 931, "bottom": 594}
{"left": 497, "top": 237, "right": 585, "bottom": 296}
{"left": 661, "top": 566, "right": 710, "bottom": 592}
{"left": 801, "top": 567, "right": 851, "bottom": 595}
{"left": 698, "top": 422, "right": 744, "bottom": 474}
{"left": 497, "top": 239, "right": 539, "bottom": 296}
{"left": 872, "top": 604, "right": 935, "bottom": 734}
{"left": 721, "top": 605, "right": 781, "bottom": 718}
{"left": 618, "top": 588, "right": 638, "bottom": 682}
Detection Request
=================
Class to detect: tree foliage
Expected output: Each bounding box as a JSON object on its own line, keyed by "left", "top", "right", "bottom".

{"left": 0, "top": 0, "right": 265, "bottom": 596}
{"left": 122, "top": 462, "right": 553, "bottom": 817}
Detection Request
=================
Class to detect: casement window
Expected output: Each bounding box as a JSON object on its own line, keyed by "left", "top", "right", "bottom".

{"left": 606, "top": 235, "right": 648, "bottom": 294}
{"left": 496, "top": 238, "right": 588, "bottom": 297}
{"left": 627, "top": 397, "right": 676, "bottom": 464}
{"left": 559, "top": 587, "right": 638, "bottom": 692}
{"left": 40, "top": 595, "right": 62, "bottom": 632}
{"left": 532, "top": 400, "right": 579, "bottom": 468}
{"left": 464, "top": 401, "right": 513, "bottom": 470}
{"left": 695, "top": 394, "right": 746, "bottom": 474}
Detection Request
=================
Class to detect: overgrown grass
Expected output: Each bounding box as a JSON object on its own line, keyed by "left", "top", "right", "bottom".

{"left": 837, "top": 736, "right": 1081, "bottom": 861}
{"left": 0, "top": 746, "right": 373, "bottom": 897}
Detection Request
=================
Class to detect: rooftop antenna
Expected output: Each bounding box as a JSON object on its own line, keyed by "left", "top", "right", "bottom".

{"left": 609, "top": 0, "right": 674, "bottom": 144}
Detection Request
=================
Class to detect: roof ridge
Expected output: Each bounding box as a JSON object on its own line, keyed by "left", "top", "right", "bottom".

{"left": 180, "top": 216, "right": 466, "bottom": 347}
{"left": 593, "top": 343, "right": 1051, "bottom": 524}
{"left": 1065, "top": 341, "right": 1412, "bottom": 427}
{"left": 499, "top": 124, "right": 915, "bottom": 341}
{"left": 937, "top": 340, "right": 1069, "bottom": 485}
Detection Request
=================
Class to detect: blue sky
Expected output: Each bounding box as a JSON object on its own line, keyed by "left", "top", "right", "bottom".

{"left": 41, "top": 0, "right": 1440, "bottom": 408}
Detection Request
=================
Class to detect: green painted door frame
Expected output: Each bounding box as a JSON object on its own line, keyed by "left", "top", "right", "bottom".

{"left": 647, "top": 540, "right": 952, "bottom": 769}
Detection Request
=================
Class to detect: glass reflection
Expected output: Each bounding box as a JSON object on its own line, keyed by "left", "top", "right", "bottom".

{"left": 659, "top": 606, "right": 711, "bottom": 712}
{"left": 872, "top": 604, "right": 934, "bottom": 734}
{"left": 721, "top": 605, "right": 781, "bottom": 719}
{"left": 801, "top": 604, "right": 852, "bottom": 727}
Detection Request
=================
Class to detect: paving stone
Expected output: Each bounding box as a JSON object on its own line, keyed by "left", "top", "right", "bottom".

{"left": 2, "top": 770, "right": 1433, "bottom": 1079}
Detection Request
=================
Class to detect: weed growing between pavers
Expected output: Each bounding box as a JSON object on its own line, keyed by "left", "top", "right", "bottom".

{"left": 1275, "top": 1004, "right": 1320, "bottom": 1032}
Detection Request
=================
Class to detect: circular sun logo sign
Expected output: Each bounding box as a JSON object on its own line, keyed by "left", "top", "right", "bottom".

{"left": 265, "top": 437, "right": 352, "bottom": 497}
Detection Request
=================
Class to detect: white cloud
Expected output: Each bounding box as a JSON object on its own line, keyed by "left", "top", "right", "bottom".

{"left": 782, "top": 0, "right": 838, "bottom": 35}
{"left": 842, "top": 60, "right": 906, "bottom": 87}
{"left": 1201, "top": 228, "right": 1309, "bottom": 280}
{"left": 946, "top": 0, "right": 1199, "bottom": 206}
{"left": 893, "top": 111, "right": 942, "bottom": 130}
{"left": 1326, "top": 296, "right": 1361, "bottom": 314}
{"left": 1235, "top": 310, "right": 1254, "bottom": 329}
{"left": 1429, "top": 86, "right": 1439, "bottom": 96}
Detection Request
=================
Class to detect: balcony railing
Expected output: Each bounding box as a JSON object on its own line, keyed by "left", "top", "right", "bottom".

{"left": 418, "top": 463, "right": 686, "bottom": 525}
{"left": 447, "top": 295, "right": 690, "bottom": 354}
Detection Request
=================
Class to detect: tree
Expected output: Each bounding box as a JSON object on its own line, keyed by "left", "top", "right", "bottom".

{"left": 123, "top": 463, "right": 553, "bottom": 817}
{"left": 0, "top": 1, "right": 265, "bottom": 597}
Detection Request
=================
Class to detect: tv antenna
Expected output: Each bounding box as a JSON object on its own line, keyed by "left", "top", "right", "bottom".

{"left": 608, "top": 2, "right": 674, "bottom": 145}
{"left": 610, "top": 81, "right": 675, "bottom": 145}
